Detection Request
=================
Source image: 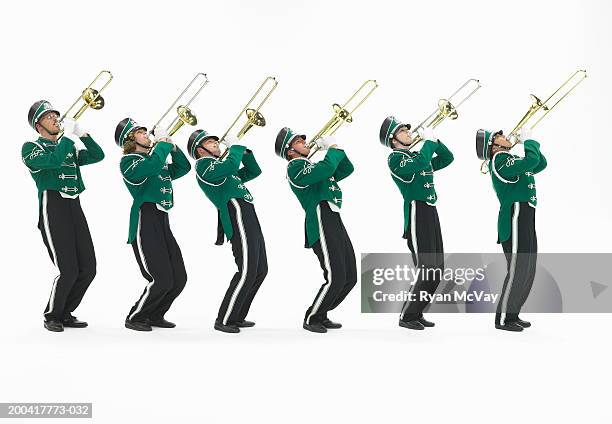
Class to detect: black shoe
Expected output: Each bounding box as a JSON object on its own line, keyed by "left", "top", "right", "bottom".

{"left": 303, "top": 322, "right": 327, "bottom": 333}
{"left": 417, "top": 316, "right": 435, "bottom": 327}
{"left": 44, "top": 320, "right": 64, "bottom": 332}
{"left": 214, "top": 322, "right": 240, "bottom": 333}
{"left": 234, "top": 320, "right": 255, "bottom": 328}
{"left": 125, "top": 320, "right": 152, "bottom": 332}
{"left": 146, "top": 318, "right": 176, "bottom": 328}
{"left": 495, "top": 322, "right": 524, "bottom": 332}
{"left": 62, "top": 315, "right": 88, "bottom": 328}
{"left": 322, "top": 318, "right": 342, "bottom": 329}
{"left": 399, "top": 319, "right": 425, "bottom": 330}
{"left": 514, "top": 318, "right": 531, "bottom": 328}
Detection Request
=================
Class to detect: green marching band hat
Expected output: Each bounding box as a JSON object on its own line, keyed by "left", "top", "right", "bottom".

{"left": 187, "top": 129, "right": 219, "bottom": 160}
{"left": 475, "top": 128, "right": 503, "bottom": 160}
{"left": 115, "top": 118, "right": 147, "bottom": 147}
{"left": 379, "top": 116, "right": 410, "bottom": 148}
{"left": 275, "top": 127, "right": 306, "bottom": 159}
{"left": 28, "top": 100, "right": 59, "bottom": 130}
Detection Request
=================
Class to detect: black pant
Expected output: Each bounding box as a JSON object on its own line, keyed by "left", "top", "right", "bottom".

{"left": 496, "top": 202, "right": 537, "bottom": 325}
{"left": 38, "top": 190, "right": 96, "bottom": 321}
{"left": 400, "top": 200, "right": 444, "bottom": 322}
{"left": 128, "top": 203, "right": 187, "bottom": 322}
{"left": 217, "top": 198, "right": 268, "bottom": 325}
{"left": 305, "top": 202, "right": 357, "bottom": 325}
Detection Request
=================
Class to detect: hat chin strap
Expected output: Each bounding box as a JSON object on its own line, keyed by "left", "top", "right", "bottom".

{"left": 392, "top": 136, "right": 412, "bottom": 149}
{"left": 136, "top": 141, "right": 152, "bottom": 152}
{"left": 201, "top": 144, "right": 219, "bottom": 159}
{"left": 39, "top": 121, "right": 60, "bottom": 138}
{"left": 288, "top": 147, "right": 308, "bottom": 159}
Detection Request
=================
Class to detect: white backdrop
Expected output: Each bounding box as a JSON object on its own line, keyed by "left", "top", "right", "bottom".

{"left": 1, "top": 0, "right": 611, "bottom": 423}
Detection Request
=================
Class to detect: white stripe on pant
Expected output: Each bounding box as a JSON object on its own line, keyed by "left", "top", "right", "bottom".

{"left": 499, "top": 201, "right": 520, "bottom": 322}
{"left": 222, "top": 199, "right": 249, "bottom": 325}
{"left": 400, "top": 200, "right": 419, "bottom": 320}
{"left": 42, "top": 190, "right": 60, "bottom": 316}
{"left": 306, "top": 204, "right": 333, "bottom": 325}
{"left": 128, "top": 211, "right": 155, "bottom": 321}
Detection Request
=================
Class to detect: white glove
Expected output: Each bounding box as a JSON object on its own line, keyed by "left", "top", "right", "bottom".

{"left": 153, "top": 126, "right": 171, "bottom": 143}
{"left": 223, "top": 134, "right": 240, "bottom": 148}
{"left": 72, "top": 121, "right": 87, "bottom": 137}
{"left": 316, "top": 135, "right": 336, "bottom": 151}
{"left": 61, "top": 118, "right": 77, "bottom": 136}
{"left": 519, "top": 127, "right": 532, "bottom": 142}
{"left": 418, "top": 127, "right": 437, "bottom": 142}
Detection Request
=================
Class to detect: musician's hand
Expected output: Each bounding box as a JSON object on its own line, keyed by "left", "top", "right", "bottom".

{"left": 519, "top": 127, "right": 532, "bottom": 142}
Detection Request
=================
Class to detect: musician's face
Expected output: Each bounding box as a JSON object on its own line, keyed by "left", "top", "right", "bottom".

{"left": 493, "top": 133, "right": 512, "bottom": 148}
{"left": 291, "top": 136, "right": 310, "bottom": 155}
{"left": 36, "top": 111, "right": 60, "bottom": 135}
{"left": 394, "top": 126, "right": 412, "bottom": 146}
{"left": 133, "top": 128, "right": 151, "bottom": 146}
{"left": 202, "top": 138, "right": 221, "bottom": 157}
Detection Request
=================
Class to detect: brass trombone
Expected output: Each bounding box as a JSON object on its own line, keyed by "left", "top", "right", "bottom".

{"left": 219, "top": 76, "right": 278, "bottom": 159}
{"left": 480, "top": 69, "right": 587, "bottom": 174}
{"left": 507, "top": 69, "right": 587, "bottom": 147}
{"left": 152, "top": 73, "right": 209, "bottom": 137}
{"left": 408, "top": 78, "right": 482, "bottom": 150}
{"left": 307, "top": 79, "right": 379, "bottom": 159}
{"left": 58, "top": 70, "right": 113, "bottom": 136}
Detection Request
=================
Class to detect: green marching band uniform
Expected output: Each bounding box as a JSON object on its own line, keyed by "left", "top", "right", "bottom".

{"left": 187, "top": 130, "right": 268, "bottom": 333}
{"left": 476, "top": 129, "right": 547, "bottom": 331}
{"left": 275, "top": 127, "right": 357, "bottom": 332}
{"left": 22, "top": 100, "right": 104, "bottom": 331}
{"left": 379, "top": 116, "right": 454, "bottom": 329}
{"left": 116, "top": 118, "right": 191, "bottom": 331}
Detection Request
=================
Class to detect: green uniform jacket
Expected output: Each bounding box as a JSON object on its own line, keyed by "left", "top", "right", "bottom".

{"left": 387, "top": 140, "right": 454, "bottom": 237}
{"left": 286, "top": 148, "right": 354, "bottom": 248}
{"left": 22, "top": 135, "right": 105, "bottom": 210}
{"left": 195, "top": 145, "right": 261, "bottom": 243}
{"left": 490, "top": 139, "right": 547, "bottom": 243}
{"left": 120, "top": 142, "right": 191, "bottom": 243}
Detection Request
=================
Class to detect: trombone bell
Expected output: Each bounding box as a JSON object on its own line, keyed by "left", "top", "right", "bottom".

{"left": 167, "top": 106, "right": 198, "bottom": 136}
{"left": 236, "top": 109, "right": 267, "bottom": 138}
{"left": 73, "top": 88, "right": 105, "bottom": 120}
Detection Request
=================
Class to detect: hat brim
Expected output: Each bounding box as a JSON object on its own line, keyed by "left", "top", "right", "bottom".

{"left": 291, "top": 134, "right": 307, "bottom": 144}
{"left": 201, "top": 135, "right": 220, "bottom": 143}
{"left": 394, "top": 123, "right": 411, "bottom": 136}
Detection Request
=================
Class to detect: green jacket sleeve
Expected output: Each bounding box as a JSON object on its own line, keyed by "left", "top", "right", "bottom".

{"left": 388, "top": 140, "right": 437, "bottom": 177}
{"left": 237, "top": 150, "right": 262, "bottom": 183}
{"left": 121, "top": 142, "right": 173, "bottom": 183}
{"left": 198, "top": 145, "right": 247, "bottom": 183}
{"left": 22, "top": 137, "right": 75, "bottom": 170}
{"left": 76, "top": 135, "right": 105, "bottom": 166}
{"left": 431, "top": 140, "right": 454, "bottom": 171}
{"left": 333, "top": 149, "right": 354, "bottom": 182}
{"left": 532, "top": 150, "right": 547, "bottom": 174}
{"left": 495, "top": 139, "right": 541, "bottom": 179}
{"left": 168, "top": 147, "right": 191, "bottom": 180}
{"left": 288, "top": 149, "right": 346, "bottom": 186}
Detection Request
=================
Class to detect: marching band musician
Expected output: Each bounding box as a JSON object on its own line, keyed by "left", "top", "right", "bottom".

{"left": 275, "top": 128, "right": 357, "bottom": 333}
{"left": 379, "top": 117, "right": 454, "bottom": 330}
{"left": 187, "top": 131, "right": 268, "bottom": 334}
{"left": 22, "top": 100, "right": 105, "bottom": 332}
{"left": 476, "top": 127, "right": 546, "bottom": 332}
{"left": 115, "top": 118, "right": 191, "bottom": 332}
